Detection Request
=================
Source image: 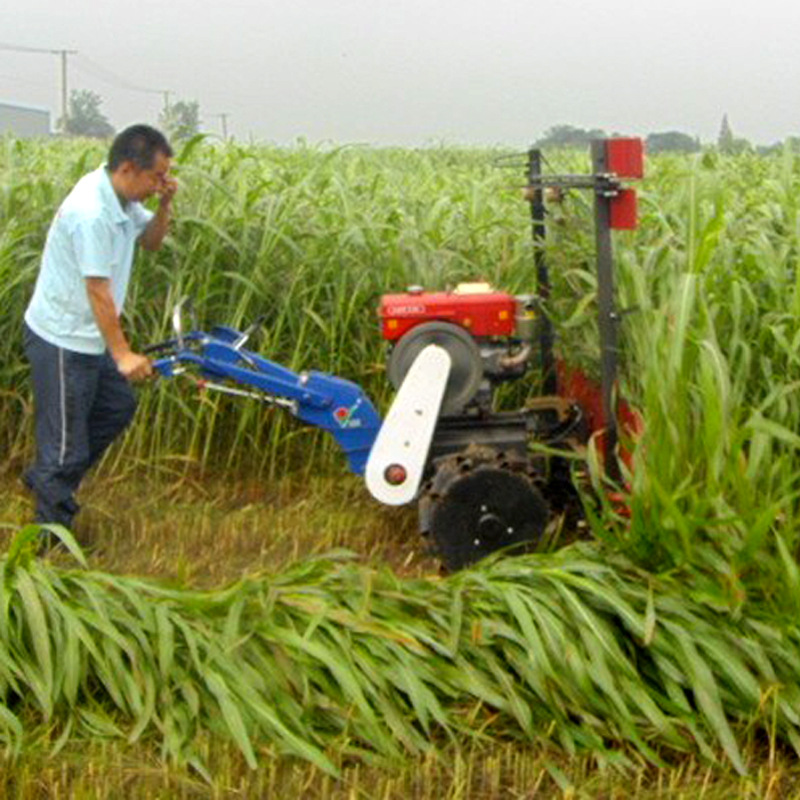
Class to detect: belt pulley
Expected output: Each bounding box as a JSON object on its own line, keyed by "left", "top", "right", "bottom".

{"left": 387, "top": 321, "right": 484, "bottom": 416}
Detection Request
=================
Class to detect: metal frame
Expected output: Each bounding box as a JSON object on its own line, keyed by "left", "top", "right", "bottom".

{"left": 527, "top": 148, "right": 557, "bottom": 395}
{"left": 591, "top": 140, "right": 621, "bottom": 482}
{"left": 523, "top": 139, "right": 633, "bottom": 481}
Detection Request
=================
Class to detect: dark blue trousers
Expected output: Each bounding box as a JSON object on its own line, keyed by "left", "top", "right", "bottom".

{"left": 23, "top": 324, "right": 137, "bottom": 528}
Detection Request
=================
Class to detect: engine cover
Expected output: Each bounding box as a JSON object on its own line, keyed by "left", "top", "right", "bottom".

{"left": 380, "top": 284, "right": 517, "bottom": 342}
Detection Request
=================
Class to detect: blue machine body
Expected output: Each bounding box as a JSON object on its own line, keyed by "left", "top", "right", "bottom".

{"left": 152, "top": 326, "right": 382, "bottom": 475}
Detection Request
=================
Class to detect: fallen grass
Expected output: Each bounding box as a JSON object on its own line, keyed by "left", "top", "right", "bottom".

{"left": 2, "top": 474, "right": 800, "bottom": 797}
{"left": 2, "top": 490, "right": 800, "bottom": 780}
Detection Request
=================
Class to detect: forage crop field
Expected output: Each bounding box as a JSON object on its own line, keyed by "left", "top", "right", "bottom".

{"left": 3, "top": 135, "right": 800, "bottom": 797}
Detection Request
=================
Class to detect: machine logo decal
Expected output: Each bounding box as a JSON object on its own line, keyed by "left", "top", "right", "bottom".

{"left": 334, "top": 403, "right": 363, "bottom": 428}
{"left": 387, "top": 304, "right": 426, "bottom": 315}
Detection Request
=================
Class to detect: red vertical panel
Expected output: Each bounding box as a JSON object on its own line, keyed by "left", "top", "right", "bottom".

{"left": 609, "top": 189, "right": 638, "bottom": 230}
{"left": 606, "top": 138, "right": 644, "bottom": 179}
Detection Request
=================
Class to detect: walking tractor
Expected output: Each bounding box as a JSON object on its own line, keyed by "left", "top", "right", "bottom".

{"left": 149, "top": 138, "right": 644, "bottom": 570}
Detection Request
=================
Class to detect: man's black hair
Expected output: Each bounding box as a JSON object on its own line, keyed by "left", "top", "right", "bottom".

{"left": 108, "top": 125, "right": 173, "bottom": 172}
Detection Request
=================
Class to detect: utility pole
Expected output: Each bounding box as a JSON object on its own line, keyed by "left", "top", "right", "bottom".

{"left": 214, "top": 112, "right": 230, "bottom": 141}
{"left": 0, "top": 43, "right": 77, "bottom": 132}
{"left": 56, "top": 49, "right": 77, "bottom": 130}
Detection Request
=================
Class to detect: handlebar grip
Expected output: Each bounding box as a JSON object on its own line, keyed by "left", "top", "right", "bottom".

{"left": 151, "top": 357, "right": 175, "bottom": 376}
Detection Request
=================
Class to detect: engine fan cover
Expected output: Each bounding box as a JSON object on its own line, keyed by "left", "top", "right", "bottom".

{"left": 387, "top": 321, "right": 483, "bottom": 416}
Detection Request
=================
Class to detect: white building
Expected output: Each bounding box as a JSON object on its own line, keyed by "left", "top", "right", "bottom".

{"left": 0, "top": 101, "right": 51, "bottom": 138}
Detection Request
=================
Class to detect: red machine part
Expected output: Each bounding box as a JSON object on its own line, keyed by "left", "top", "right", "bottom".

{"left": 605, "top": 138, "right": 643, "bottom": 231}
{"left": 556, "top": 360, "right": 642, "bottom": 469}
{"left": 380, "top": 289, "right": 517, "bottom": 341}
{"left": 606, "top": 138, "right": 644, "bottom": 180}
{"left": 609, "top": 188, "right": 638, "bottom": 231}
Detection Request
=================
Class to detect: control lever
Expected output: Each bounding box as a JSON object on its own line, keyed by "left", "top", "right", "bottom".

{"left": 233, "top": 314, "right": 267, "bottom": 351}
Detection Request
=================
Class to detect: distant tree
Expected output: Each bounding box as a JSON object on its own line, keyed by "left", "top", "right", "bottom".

{"left": 535, "top": 124, "right": 606, "bottom": 148}
{"left": 646, "top": 131, "right": 701, "bottom": 154}
{"left": 61, "top": 89, "right": 115, "bottom": 139}
{"left": 159, "top": 100, "right": 201, "bottom": 141}
{"left": 717, "top": 114, "right": 737, "bottom": 153}
{"left": 715, "top": 115, "right": 752, "bottom": 155}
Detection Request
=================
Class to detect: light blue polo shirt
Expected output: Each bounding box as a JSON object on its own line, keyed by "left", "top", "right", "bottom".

{"left": 24, "top": 165, "right": 154, "bottom": 355}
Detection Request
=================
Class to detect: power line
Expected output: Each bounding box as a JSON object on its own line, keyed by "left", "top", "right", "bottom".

{"left": 74, "top": 53, "right": 166, "bottom": 98}
{"left": 0, "top": 41, "right": 73, "bottom": 55}
{"left": 74, "top": 55, "right": 173, "bottom": 114}
{"left": 0, "top": 42, "right": 77, "bottom": 129}
{"left": 1, "top": 42, "right": 163, "bottom": 96}
{"left": 1, "top": 42, "right": 175, "bottom": 125}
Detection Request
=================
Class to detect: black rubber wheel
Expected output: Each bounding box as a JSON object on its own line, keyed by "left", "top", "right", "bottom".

{"left": 387, "top": 321, "right": 483, "bottom": 416}
{"left": 426, "top": 462, "right": 549, "bottom": 571}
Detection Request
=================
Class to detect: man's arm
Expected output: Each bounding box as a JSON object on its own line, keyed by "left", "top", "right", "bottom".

{"left": 139, "top": 175, "right": 178, "bottom": 252}
{"left": 85, "top": 277, "right": 152, "bottom": 381}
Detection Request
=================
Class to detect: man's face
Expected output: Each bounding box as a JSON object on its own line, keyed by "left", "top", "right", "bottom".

{"left": 121, "top": 151, "right": 172, "bottom": 201}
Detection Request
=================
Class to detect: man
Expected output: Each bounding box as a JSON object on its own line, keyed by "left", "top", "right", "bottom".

{"left": 23, "top": 124, "right": 177, "bottom": 530}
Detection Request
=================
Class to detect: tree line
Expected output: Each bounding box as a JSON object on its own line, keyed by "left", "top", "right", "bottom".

{"left": 60, "top": 89, "right": 202, "bottom": 142}
{"left": 59, "top": 91, "right": 796, "bottom": 154}
{"left": 535, "top": 118, "right": 798, "bottom": 155}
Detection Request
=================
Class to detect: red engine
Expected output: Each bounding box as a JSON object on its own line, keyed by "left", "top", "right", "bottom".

{"left": 378, "top": 283, "right": 537, "bottom": 417}
{"left": 379, "top": 284, "right": 521, "bottom": 341}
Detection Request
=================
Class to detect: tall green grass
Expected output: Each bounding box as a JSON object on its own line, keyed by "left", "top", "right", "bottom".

{"left": 0, "top": 137, "right": 533, "bottom": 477}
{"left": 582, "top": 151, "right": 800, "bottom": 603}
{"left": 5, "top": 138, "right": 800, "bottom": 579}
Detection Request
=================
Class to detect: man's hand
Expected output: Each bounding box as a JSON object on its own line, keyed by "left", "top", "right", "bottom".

{"left": 140, "top": 176, "right": 178, "bottom": 251}
{"left": 114, "top": 351, "right": 153, "bottom": 382}
{"left": 85, "top": 278, "right": 152, "bottom": 382}
{"left": 157, "top": 175, "right": 178, "bottom": 209}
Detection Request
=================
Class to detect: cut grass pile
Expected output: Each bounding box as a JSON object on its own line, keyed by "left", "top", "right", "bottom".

{"left": 2, "top": 525, "right": 799, "bottom": 779}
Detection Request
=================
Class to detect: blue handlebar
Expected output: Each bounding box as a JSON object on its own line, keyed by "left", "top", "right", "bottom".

{"left": 152, "top": 329, "right": 382, "bottom": 475}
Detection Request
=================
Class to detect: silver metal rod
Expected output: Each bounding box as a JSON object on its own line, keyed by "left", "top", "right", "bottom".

{"left": 194, "top": 379, "right": 298, "bottom": 413}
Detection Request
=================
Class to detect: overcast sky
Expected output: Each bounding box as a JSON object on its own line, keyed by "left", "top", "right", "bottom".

{"left": 1, "top": 0, "right": 798, "bottom": 146}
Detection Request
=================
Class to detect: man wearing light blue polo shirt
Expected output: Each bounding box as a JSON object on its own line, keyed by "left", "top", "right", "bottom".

{"left": 23, "top": 124, "right": 176, "bottom": 532}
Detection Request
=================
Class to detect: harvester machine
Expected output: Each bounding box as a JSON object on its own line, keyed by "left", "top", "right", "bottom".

{"left": 150, "top": 138, "right": 644, "bottom": 570}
